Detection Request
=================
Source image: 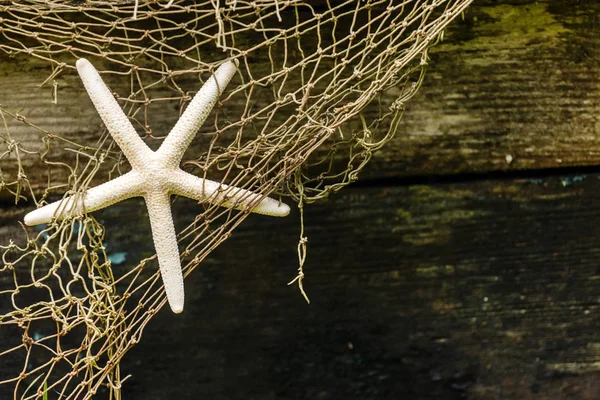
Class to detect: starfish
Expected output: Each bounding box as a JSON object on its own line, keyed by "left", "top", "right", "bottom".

{"left": 24, "top": 58, "right": 290, "bottom": 313}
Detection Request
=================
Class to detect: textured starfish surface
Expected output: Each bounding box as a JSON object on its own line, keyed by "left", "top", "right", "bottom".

{"left": 24, "top": 58, "right": 290, "bottom": 313}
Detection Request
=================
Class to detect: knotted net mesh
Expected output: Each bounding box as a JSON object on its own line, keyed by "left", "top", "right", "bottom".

{"left": 0, "top": 0, "right": 473, "bottom": 398}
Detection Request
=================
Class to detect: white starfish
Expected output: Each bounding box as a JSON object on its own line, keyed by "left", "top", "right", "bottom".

{"left": 24, "top": 58, "right": 290, "bottom": 313}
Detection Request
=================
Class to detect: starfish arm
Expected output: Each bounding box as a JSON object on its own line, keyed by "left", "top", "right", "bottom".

{"left": 76, "top": 58, "right": 153, "bottom": 167}
{"left": 24, "top": 171, "right": 142, "bottom": 226}
{"left": 144, "top": 191, "right": 185, "bottom": 313}
{"left": 157, "top": 60, "right": 239, "bottom": 168}
{"left": 171, "top": 170, "right": 290, "bottom": 217}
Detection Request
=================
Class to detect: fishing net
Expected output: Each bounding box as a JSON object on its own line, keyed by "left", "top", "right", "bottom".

{"left": 0, "top": 0, "right": 473, "bottom": 398}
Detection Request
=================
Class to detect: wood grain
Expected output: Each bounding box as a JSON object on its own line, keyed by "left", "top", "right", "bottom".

{"left": 375, "top": 1, "right": 600, "bottom": 177}
{"left": 1, "top": 0, "right": 598, "bottom": 196}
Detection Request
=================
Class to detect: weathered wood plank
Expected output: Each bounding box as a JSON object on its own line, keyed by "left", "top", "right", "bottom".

{"left": 4, "top": 173, "right": 599, "bottom": 398}
{"left": 2, "top": 173, "right": 600, "bottom": 397}
{"left": 1, "top": 0, "right": 598, "bottom": 196}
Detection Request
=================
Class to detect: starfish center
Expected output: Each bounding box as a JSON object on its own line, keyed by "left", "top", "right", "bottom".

{"left": 137, "top": 157, "right": 173, "bottom": 185}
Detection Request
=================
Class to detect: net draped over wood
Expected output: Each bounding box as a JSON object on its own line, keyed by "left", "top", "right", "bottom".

{"left": 0, "top": 1, "right": 473, "bottom": 398}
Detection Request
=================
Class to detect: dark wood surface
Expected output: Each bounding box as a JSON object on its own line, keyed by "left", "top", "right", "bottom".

{"left": 117, "top": 174, "right": 600, "bottom": 400}
{"left": 4, "top": 172, "right": 600, "bottom": 399}
{"left": 1, "top": 1, "right": 600, "bottom": 399}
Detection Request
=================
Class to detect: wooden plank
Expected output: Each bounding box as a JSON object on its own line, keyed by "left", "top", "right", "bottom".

{"left": 2, "top": 173, "right": 598, "bottom": 398}
{"left": 1, "top": 0, "right": 598, "bottom": 200}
